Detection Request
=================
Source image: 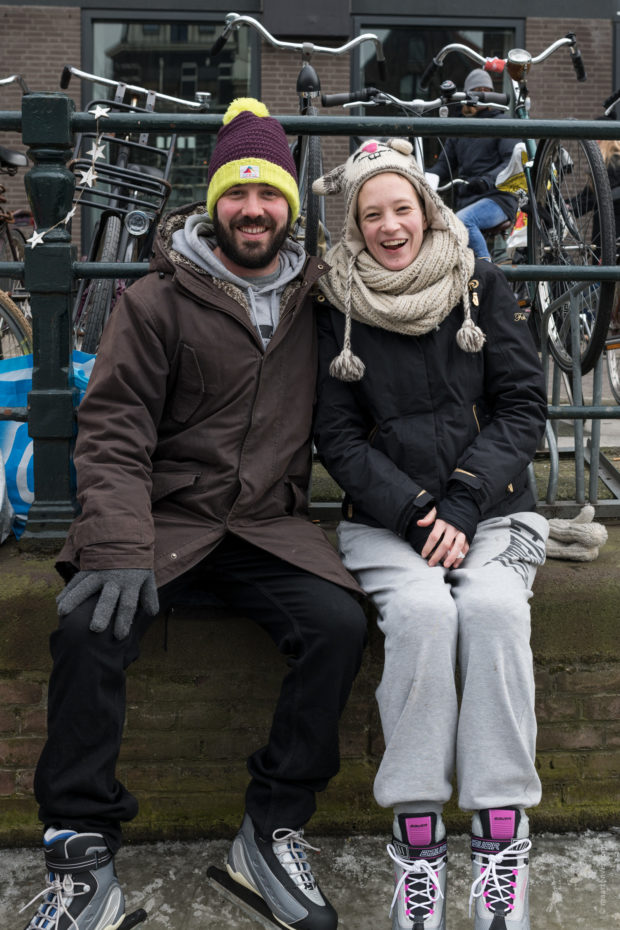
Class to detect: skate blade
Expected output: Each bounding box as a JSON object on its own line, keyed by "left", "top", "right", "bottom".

{"left": 118, "top": 909, "right": 148, "bottom": 930}
{"left": 207, "top": 866, "right": 284, "bottom": 929}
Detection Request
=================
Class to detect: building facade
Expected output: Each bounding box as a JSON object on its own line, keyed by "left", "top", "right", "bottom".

{"left": 1, "top": 1, "right": 618, "bottom": 230}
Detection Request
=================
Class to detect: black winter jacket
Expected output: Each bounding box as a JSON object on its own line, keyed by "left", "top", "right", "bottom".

{"left": 427, "top": 109, "right": 520, "bottom": 225}
{"left": 313, "top": 260, "right": 547, "bottom": 543}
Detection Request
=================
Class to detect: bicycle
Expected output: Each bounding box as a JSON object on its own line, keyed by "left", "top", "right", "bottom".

{"left": 321, "top": 80, "right": 510, "bottom": 168}
{"left": 591, "top": 87, "right": 620, "bottom": 404}
{"left": 61, "top": 65, "right": 211, "bottom": 353}
{"left": 0, "top": 74, "right": 33, "bottom": 358}
{"left": 209, "top": 12, "right": 386, "bottom": 258}
{"left": 418, "top": 33, "right": 616, "bottom": 375}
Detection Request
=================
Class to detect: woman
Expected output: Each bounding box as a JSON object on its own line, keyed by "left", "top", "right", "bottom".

{"left": 312, "top": 139, "right": 549, "bottom": 930}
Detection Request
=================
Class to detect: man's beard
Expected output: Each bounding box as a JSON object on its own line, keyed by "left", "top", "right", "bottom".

{"left": 213, "top": 209, "right": 291, "bottom": 270}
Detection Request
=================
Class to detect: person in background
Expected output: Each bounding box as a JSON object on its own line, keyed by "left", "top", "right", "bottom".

{"left": 21, "top": 98, "right": 367, "bottom": 930}
{"left": 426, "top": 68, "right": 519, "bottom": 260}
{"left": 312, "top": 137, "right": 548, "bottom": 930}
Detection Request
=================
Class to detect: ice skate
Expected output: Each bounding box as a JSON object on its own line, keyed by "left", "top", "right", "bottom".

{"left": 387, "top": 812, "right": 447, "bottom": 930}
{"left": 210, "top": 812, "right": 337, "bottom": 930}
{"left": 469, "top": 808, "right": 532, "bottom": 930}
{"left": 20, "top": 829, "right": 146, "bottom": 930}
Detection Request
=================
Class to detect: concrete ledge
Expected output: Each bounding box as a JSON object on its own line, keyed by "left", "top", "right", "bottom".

{"left": 0, "top": 525, "right": 618, "bottom": 846}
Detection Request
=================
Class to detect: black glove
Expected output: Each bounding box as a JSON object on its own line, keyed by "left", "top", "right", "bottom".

{"left": 436, "top": 483, "right": 481, "bottom": 544}
{"left": 56, "top": 568, "right": 159, "bottom": 640}
{"left": 404, "top": 498, "right": 436, "bottom": 555}
{"left": 465, "top": 178, "right": 489, "bottom": 196}
{"left": 405, "top": 520, "right": 433, "bottom": 556}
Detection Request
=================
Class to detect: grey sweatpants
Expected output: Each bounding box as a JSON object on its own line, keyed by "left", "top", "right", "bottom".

{"left": 337, "top": 512, "right": 549, "bottom": 813}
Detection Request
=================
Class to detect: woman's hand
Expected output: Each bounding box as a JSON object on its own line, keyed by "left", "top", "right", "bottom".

{"left": 416, "top": 507, "right": 469, "bottom": 567}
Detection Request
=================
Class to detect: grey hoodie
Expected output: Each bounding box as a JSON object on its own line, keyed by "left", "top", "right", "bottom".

{"left": 172, "top": 213, "right": 306, "bottom": 348}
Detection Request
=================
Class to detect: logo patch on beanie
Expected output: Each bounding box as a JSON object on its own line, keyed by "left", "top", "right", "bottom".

{"left": 240, "top": 165, "right": 260, "bottom": 179}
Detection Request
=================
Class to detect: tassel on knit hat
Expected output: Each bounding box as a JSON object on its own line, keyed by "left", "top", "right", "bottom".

{"left": 313, "top": 138, "right": 485, "bottom": 380}
{"left": 206, "top": 98, "right": 300, "bottom": 220}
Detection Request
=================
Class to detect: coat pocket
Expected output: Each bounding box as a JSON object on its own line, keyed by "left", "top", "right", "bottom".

{"left": 170, "top": 343, "right": 214, "bottom": 423}
{"left": 151, "top": 471, "right": 200, "bottom": 503}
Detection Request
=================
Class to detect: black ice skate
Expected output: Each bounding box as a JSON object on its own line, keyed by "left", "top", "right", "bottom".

{"left": 20, "top": 829, "right": 147, "bottom": 930}
{"left": 208, "top": 813, "right": 337, "bottom": 930}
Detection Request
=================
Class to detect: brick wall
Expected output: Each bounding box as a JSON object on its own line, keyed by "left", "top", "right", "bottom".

{"left": 0, "top": 532, "right": 618, "bottom": 846}
{"left": 525, "top": 18, "right": 612, "bottom": 120}
{"left": 1, "top": 14, "right": 616, "bottom": 249}
{"left": 0, "top": 6, "right": 81, "bottom": 216}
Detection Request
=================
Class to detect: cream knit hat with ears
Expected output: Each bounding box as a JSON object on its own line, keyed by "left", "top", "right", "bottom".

{"left": 312, "top": 138, "right": 485, "bottom": 373}
{"left": 313, "top": 137, "right": 451, "bottom": 257}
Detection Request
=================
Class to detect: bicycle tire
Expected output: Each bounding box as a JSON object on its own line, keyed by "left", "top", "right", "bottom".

{"left": 607, "top": 345, "right": 620, "bottom": 404}
{"left": 607, "top": 299, "right": 620, "bottom": 403}
{"left": 80, "top": 214, "right": 122, "bottom": 353}
{"left": 5, "top": 227, "right": 31, "bottom": 321}
{"left": 0, "top": 226, "right": 25, "bottom": 290}
{"left": 0, "top": 288, "right": 33, "bottom": 358}
{"left": 295, "top": 133, "right": 324, "bottom": 257}
{"left": 528, "top": 137, "right": 616, "bottom": 374}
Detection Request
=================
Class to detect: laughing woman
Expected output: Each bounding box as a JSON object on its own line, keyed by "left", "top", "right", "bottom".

{"left": 312, "top": 139, "right": 549, "bottom": 930}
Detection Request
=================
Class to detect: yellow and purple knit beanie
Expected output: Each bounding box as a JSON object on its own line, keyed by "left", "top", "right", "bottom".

{"left": 206, "top": 98, "right": 300, "bottom": 220}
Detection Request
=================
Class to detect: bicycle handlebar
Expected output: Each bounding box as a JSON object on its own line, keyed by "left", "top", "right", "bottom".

{"left": 210, "top": 13, "right": 386, "bottom": 77}
{"left": 0, "top": 74, "right": 30, "bottom": 95}
{"left": 603, "top": 87, "right": 620, "bottom": 116}
{"left": 421, "top": 33, "right": 586, "bottom": 88}
{"left": 322, "top": 88, "right": 380, "bottom": 107}
{"left": 59, "top": 64, "right": 211, "bottom": 110}
{"left": 322, "top": 87, "right": 509, "bottom": 112}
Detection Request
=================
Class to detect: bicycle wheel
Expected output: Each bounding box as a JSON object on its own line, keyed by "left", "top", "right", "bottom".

{"left": 607, "top": 308, "right": 620, "bottom": 403}
{"left": 294, "top": 132, "right": 324, "bottom": 257}
{"left": 79, "top": 214, "right": 122, "bottom": 353}
{"left": 0, "top": 289, "right": 33, "bottom": 358}
{"left": 529, "top": 137, "right": 616, "bottom": 373}
{"left": 4, "top": 227, "right": 31, "bottom": 321}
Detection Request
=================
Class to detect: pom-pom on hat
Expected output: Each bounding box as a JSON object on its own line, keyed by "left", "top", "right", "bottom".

{"left": 206, "top": 97, "right": 300, "bottom": 220}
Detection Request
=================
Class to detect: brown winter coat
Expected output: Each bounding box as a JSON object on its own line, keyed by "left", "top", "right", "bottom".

{"left": 57, "top": 204, "right": 360, "bottom": 594}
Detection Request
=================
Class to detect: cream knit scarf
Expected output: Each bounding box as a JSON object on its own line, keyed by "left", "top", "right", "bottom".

{"left": 319, "top": 213, "right": 480, "bottom": 381}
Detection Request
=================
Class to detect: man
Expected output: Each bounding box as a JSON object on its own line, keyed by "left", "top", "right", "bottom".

{"left": 23, "top": 98, "right": 367, "bottom": 930}
{"left": 427, "top": 68, "right": 520, "bottom": 260}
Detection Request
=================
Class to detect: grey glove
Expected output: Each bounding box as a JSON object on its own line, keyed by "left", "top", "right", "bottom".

{"left": 56, "top": 568, "right": 159, "bottom": 640}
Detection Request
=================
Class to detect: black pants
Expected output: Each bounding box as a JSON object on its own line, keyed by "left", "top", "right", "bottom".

{"left": 35, "top": 535, "right": 367, "bottom": 854}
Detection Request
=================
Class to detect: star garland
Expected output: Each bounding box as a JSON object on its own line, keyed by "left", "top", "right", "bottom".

{"left": 26, "top": 105, "right": 111, "bottom": 248}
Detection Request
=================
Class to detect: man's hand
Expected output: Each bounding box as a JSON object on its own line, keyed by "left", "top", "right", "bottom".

{"left": 416, "top": 508, "right": 469, "bottom": 568}
{"left": 56, "top": 569, "right": 159, "bottom": 640}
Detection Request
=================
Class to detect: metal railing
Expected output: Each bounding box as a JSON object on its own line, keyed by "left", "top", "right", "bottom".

{"left": 1, "top": 94, "right": 620, "bottom": 547}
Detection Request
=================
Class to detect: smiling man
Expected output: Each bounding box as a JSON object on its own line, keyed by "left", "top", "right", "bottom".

{"left": 23, "top": 98, "right": 367, "bottom": 930}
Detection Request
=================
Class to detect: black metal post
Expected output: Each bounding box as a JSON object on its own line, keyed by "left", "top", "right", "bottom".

{"left": 19, "top": 92, "right": 79, "bottom": 550}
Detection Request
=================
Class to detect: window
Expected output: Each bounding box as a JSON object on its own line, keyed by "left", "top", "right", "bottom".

{"left": 90, "top": 18, "right": 256, "bottom": 209}
{"left": 357, "top": 19, "right": 520, "bottom": 166}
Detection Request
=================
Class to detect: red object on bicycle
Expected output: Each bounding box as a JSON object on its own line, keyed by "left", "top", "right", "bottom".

{"left": 484, "top": 58, "right": 505, "bottom": 74}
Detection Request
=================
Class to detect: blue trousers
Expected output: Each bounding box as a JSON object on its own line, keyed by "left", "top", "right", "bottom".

{"left": 457, "top": 198, "right": 510, "bottom": 259}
